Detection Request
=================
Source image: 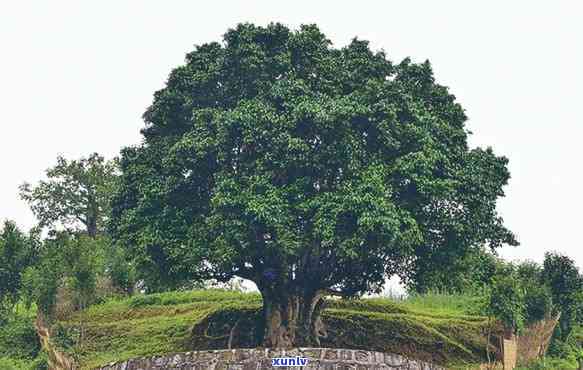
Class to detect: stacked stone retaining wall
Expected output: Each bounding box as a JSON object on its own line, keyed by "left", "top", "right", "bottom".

{"left": 98, "top": 348, "right": 444, "bottom": 370}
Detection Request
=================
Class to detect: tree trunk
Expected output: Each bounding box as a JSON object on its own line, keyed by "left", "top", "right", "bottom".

{"left": 86, "top": 215, "right": 98, "bottom": 238}
{"left": 86, "top": 196, "right": 99, "bottom": 238}
{"left": 259, "top": 289, "right": 327, "bottom": 348}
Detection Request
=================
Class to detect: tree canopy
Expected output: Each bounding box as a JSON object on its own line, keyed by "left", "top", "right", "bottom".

{"left": 20, "top": 153, "right": 118, "bottom": 238}
{"left": 110, "top": 23, "right": 517, "bottom": 346}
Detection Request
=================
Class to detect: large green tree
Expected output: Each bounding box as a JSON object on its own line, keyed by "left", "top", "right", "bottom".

{"left": 110, "top": 23, "right": 517, "bottom": 347}
{"left": 20, "top": 153, "right": 118, "bottom": 238}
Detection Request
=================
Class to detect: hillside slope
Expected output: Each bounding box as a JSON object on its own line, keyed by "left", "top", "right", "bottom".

{"left": 49, "top": 290, "right": 498, "bottom": 369}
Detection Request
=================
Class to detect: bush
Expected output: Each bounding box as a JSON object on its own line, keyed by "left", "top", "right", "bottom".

{"left": 517, "top": 356, "right": 579, "bottom": 370}
{"left": 0, "top": 310, "right": 47, "bottom": 370}
{"left": 21, "top": 266, "right": 59, "bottom": 317}
{"left": 51, "top": 322, "right": 79, "bottom": 354}
{"left": 0, "top": 355, "right": 48, "bottom": 370}
{"left": 0, "top": 222, "right": 40, "bottom": 314}
{"left": 488, "top": 275, "right": 526, "bottom": 335}
{"left": 524, "top": 284, "right": 554, "bottom": 324}
{"left": 0, "top": 316, "right": 41, "bottom": 360}
{"left": 21, "top": 233, "right": 131, "bottom": 318}
{"left": 0, "top": 357, "right": 28, "bottom": 370}
{"left": 106, "top": 245, "right": 136, "bottom": 295}
{"left": 27, "top": 353, "right": 48, "bottom": 370}
{"left": 128, "top": 294, "right": 162, "bottom": 308}
{"left": 542, "top": 252, "right": 583, "bottom": 340}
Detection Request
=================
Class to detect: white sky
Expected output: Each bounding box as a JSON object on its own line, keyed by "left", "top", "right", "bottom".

{"left": 1, "top": 1, "right": 582, "bottom": 271}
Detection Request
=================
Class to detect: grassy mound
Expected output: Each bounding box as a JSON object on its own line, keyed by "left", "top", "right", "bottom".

{"left": 50, "top": 290, "right": 499, "bottom": 369}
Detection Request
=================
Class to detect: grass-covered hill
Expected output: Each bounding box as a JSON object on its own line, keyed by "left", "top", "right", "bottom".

{"left": 47, "top": 289, "right": 499, "bottom": 369}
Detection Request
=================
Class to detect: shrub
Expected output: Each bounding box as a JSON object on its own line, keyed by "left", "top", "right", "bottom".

{"left": 0, "top": 310, "right": 47, "bottom": 370}
{"left": 542, "top": 252, "right": 583, "bottom": 340}
{"left": 21, "top": 233, "right": 124, "bottom": 318}
{"left": 516, "top": 356, "right": 579, "bottom": 370}
{"left": 51, "top": 322, "right": 79, "bottom": 354}
{"left": 0, "top": 357, "right": 28, "bottom": 370}
{"left": 0, "top": 355, "right": 48, "bottom": 370}
{"left": 524, "top": 284, "right": 554, "bottom": 324}
{"left": 0, "top": 222, "right": 40, "bottom": 314}
{"left": 488, "top": 275, "right": 526, "bottom": 335}
{"left": 0, "top": 316, "right": 41, "bottom": 360}
{"left": 106, "top": 245, "right": 136, "bottom": 295}
{"left": 27, "top": 353, "right": 48, "bottom": 370}
{"left": 128, "top": 294, "right": 162, "bottom": 308}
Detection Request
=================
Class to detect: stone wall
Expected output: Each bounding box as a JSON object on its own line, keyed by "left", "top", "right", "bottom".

{"left": 98, "top": 348, "right": 445, "bottom": 370}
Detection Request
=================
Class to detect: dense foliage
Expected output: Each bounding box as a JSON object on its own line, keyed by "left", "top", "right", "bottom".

{"left": 477, "top": 255, "right": 582, "bottom": 368}
{"left": 0, "top": 303, "right": 47, "bottom": 370}
{"left": 543, "top": 252, "right": 583, "bottom": 339}
{"left": 0, "top": 313, "right": 41, "bottom": 362}
{"left": 110, "top": 22, "right": 516, "bottom": 346}
{"left": 21, "top": 233, "right": 132, "bottom": 317}
{"left": 409, "top": 245, "right": 501, "bottom": 294}
{"left": 0, "top": 222, "right": 40, "bottom": 317}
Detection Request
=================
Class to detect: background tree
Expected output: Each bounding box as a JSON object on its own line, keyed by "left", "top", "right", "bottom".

{"left": 110, "top": 23, "right": 516, "bottom": 347}
{"left": 20, "top": 153, "right": 118, "bottom": 238}
{"left": 515, "top": 261, "right": 554, "bottom": 325}
{"left": 405, "top": 245, "right": 501, "bottom": 294}
{"left": 0, "top": 221, "right": 39, "bottom": 318}
{"left": 543, "top": 252, "right": 583, "bottom": 340}
{"left": 21, "top": 232, "right": 112, "bottom": 318}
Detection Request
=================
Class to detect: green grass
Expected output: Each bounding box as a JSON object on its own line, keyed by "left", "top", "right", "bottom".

{"left": 400, "top": 292, "right": 488, "bottom": 316}
{"left": 49, "top": 289, "right": 498, "bottom": 369}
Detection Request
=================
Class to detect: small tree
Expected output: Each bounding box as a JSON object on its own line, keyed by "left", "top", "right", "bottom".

{"left": 20, "top": 153, "right": 118, "bottom": 238}
{"left": 488, "top": 275, "right": 526, "bottom": 338}
{"left": 106, "top": 244, "right": 136, "bottom": 295}
{"left": 110, "top": 23, "right": 517, "bottom": 347}
{"left": 0, "top": 221, "right": 39, "bottom": 318}
{"left": 543, "top": 252, "right": 583, "bottom": 340}
{"left": 21, "top": 233, "right": 108, "bottom": 319}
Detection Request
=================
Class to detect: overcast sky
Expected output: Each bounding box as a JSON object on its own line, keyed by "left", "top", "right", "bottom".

{"left": 1, "top": 1, "right": 582, "bottom": 270}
